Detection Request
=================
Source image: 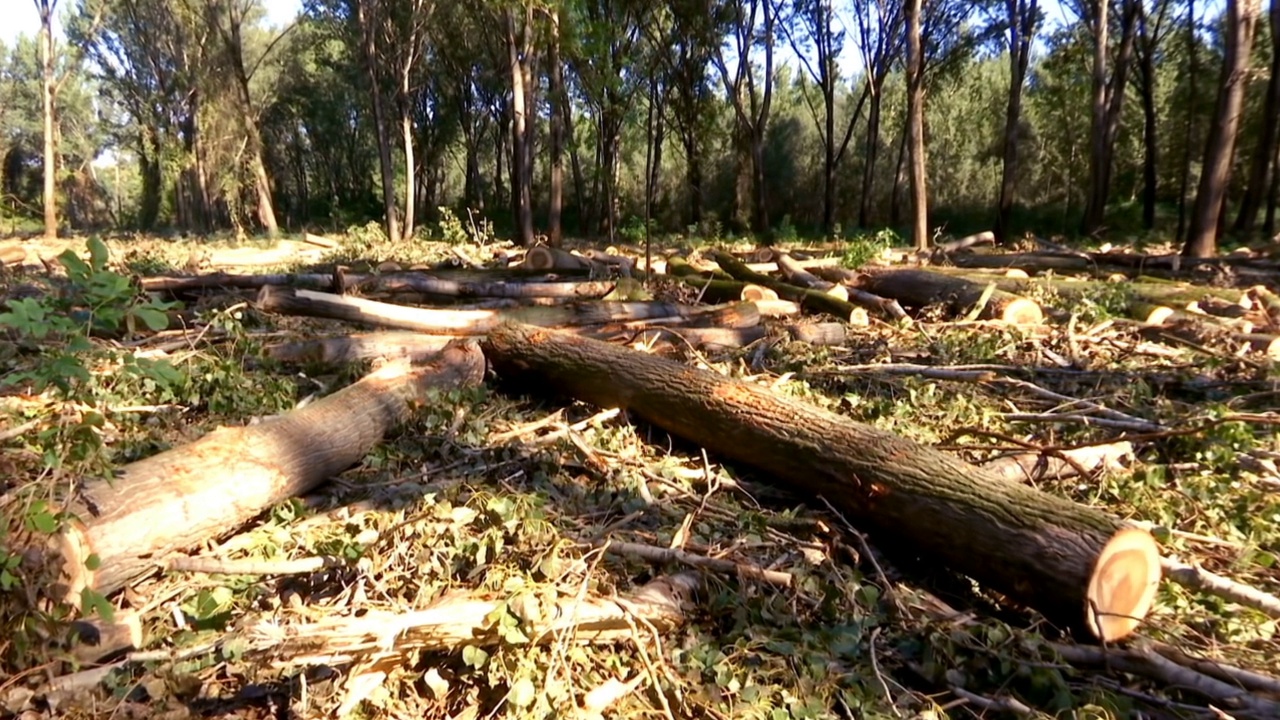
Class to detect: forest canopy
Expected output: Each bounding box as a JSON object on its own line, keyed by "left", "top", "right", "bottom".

{"left": 0, "top": 0, "right": 1276, "bottom": 256}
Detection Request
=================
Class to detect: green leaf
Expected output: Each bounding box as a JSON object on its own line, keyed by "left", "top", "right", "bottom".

{"left": 87, "top": 236, "right": 110, "bottom": 272}
{"left": 84, "top": 553, "right": 102, "bottom": 571}
{"left": 27, "top": 502, "right": 58, "bottom": 534}
{"left": 508, "top": 677, "right": 536, "bottom": 708}
{"left": 132, "top": 307, "right": 170, "bottom": 331}
{"left": 59, "top": 248, "right": 90, "bottom": 278}
{"left": 81, "top": 588, "right": 116, "bottom": 622}
{"left": 461, "top": 645, "right": 489, "bottom": 669}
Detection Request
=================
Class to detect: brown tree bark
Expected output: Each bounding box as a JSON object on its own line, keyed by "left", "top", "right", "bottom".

{"left": 856, "top": 267, "right": 1045, "bottom": 324}
{"left": 1176, "top": 0, "right": 1198, "bottom": 243}
{"left": 1184, "top": 0, "right": 1262, "bottom": 258}
{"left": 712, "top": 0, "right": 775, "bottom": 235}
{"left": 1135, "top": 0, "right": 1172, "bottom": 231}
{"left": 1234, "top": 0, "right": 1280, "bottom": 234}
{"left": 32, "top": 342, "right": 485, "bottom": 605}
{"left": 481, "top": 324, "right": 1161, "bottom": 641}
{"left": 995, "top": 0, "right": 1038, "bottom": 244}
{"left": 506, "top": 6, "right": 537, "bottom": 247}
{"left": 548, "top": 8, "right": 566, "bottom": 245}
{"left": 265, "top": 332, "right": 458, "bottom": 365}
{"left": 905, "top": 0, "right": 928, "bottom": 250}
{"left": 36, "top": 0, "right": 58, "bottom": 240}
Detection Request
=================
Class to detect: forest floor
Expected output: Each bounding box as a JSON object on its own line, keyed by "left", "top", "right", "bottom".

{"left": 1, "top": 225, "right": 1279, "bottom": 720}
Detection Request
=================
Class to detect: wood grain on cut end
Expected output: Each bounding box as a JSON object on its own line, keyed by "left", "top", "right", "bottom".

{"left": 1001, "top": 297, "right": 1046, "bottom": 325}
{"left": 1085, "top": 527, "right": 1162, "bottom": 642}
{"left": 740, "top": 284, "right": 778, "bottom": 302}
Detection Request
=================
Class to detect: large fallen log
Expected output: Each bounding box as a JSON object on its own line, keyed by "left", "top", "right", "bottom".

{"left": 855, "top": 267, "right": 1045, "bottom": 324}
{"left": 27, "top": 341, "right": 486, "bottom": 605}
{"left": 482, "top": 324, "right": 1161, "bottom": 642}
{"left": 256, "top": 286, "right": 752, "bottom": 335}
{"left": 141, "top": 271, "right": 616, "bottom": 300}
{"left": 264, "top": 332, "right": 458, "bottom": 365}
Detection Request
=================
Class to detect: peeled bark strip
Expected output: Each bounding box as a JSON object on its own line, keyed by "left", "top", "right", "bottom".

{"left": 982, "top": 442, "right": 1135, "bottom": 484}
{"left": 858, "top": 268, "right": 1044, "bottom": 324}
{"left": 264, "top": 332, "right": 457, "bottom": 365}
{"left": 36, "top": 341, "right": 486, "bottom": 604}
{"left": 482, "top": 324, "right": 1160, "bottom": 641}
{"left": 256, "top": 286, "right": 737, "bottom": 335}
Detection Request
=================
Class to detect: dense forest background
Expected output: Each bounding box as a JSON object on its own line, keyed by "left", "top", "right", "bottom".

{"left": 0, "top": 0, "right": 1276, "bottom": 256}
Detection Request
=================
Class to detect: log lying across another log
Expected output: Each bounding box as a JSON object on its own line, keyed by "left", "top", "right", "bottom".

{"left": 711, "top": 251, "right": 871, "bottom": 322}
{"left": 482, "top": 323, "right": 1161, "bottom": 642}
{"left": 30, "top": 341, "right": 487, "bottom": 605}
{"left": 856, "top": 267, "right": 1045, "bottom": 325}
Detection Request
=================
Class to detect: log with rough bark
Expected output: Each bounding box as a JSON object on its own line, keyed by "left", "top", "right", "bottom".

{"left": 1, "top": 243, "right": 30, "bottom": 266}
{"left": 523, "top": 245, "right": 599, "bottom": 273}
{"left": 711, "top": 251, "right": 867, "bottom": 323}
{"left": 256, "top": 286, "right": 746, "bottom": 335}
{"left": 482, "top": 323, "right": 1161, "bottom": 641}
{"left": 27, "top": 341, "right": 486, "bottom": 605}
{"left": 856, "top": 267, "right": 1044, "bottom": 324}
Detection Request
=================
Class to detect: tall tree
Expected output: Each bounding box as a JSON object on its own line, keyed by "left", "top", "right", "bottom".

{"left": 504, "top": 3, "right": 537, "bottom": 247}
{"left": 1174, "top": 0, "right": 1199, "bottom": 242}
{"left": 1183, "top": 0, "right": 1262, "bottom": 257}
{"left": 34, "top": 0, "right": 59, "bottom": 239}
{"left": 351, "top": 0, "right": 400, "bottom": 242}
{"left": 778, "top": 0, "right": 867, "bottom": 233}
{"left": 852, "top": 0, "right": 905, "bottom": 228}
{"left": 1078, "top": 0, "right": 1139, "bottom": 236}
{"left": 1133, "top": 0, "right": 1174, "bottom": 231}
{"left": 993, "top": 0, "right": 1040, "bottom": 243}
{"left": 905, "top": 0, "right": 928, "bottom": 249}
{"left": 1233, "top": 0, "right": 1280, "bottom": 234}
{"left": 547, "top": 4, "right": 566, "bottom": 244}
{"left": 712, "top": 0, "right": 775, "bottom": 235}
{"left": 206, "top": 0, "right": 288, "bottom": 237}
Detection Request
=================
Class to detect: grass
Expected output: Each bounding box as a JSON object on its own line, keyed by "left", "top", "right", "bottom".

{"left": 1, "top": 228, "right": 1278, "bottom": 719}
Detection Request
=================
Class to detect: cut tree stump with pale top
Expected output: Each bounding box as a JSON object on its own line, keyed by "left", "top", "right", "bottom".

{"left": 482, "top": 323, "right": 1161, "bottom": 641}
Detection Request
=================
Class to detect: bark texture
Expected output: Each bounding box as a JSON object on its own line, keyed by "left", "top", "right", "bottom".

{"left": 482, "top": 324, "right": 1157, "bottom": 639}
{"left": 37, "top": 341, "right": 486, "bottom": 604}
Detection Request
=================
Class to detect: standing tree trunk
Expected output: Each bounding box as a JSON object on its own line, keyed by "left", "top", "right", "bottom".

{"left": 36, "top": 0, "right": 58, "bottom": 240}
{"left": 548, "top": 8, "right": 566, "bottom": 245}
{"left": 995, "top": 0, "right": 1038, "bottom": 244}
{"left": 1183, "top": 0, "right": 1262, "bottom": 258}
{"left": 505, "top": 7, "right": 536, "bottom": 247}
{"left": 1081, "top": 0, "right": 1139, "bottom": 236}
{"left": 401, "top": 105, "right": 416, "bottom": 241}
{"left": 1175, "top": 0, "right": 1198, "bottom": 243}
{"left": 1234, "top": 0, "right": 1280, "bottom": 234}
{"left": 356, "top": 0, "right": 400, "bottom": 243}
{"left": 1135, "top": 0, "right": 1171, "bottom": 232}
{"left": 712, "top": 0, "right": 775, "bottom": 237}
{"left": 905, "top": 0, "right": 928, "bottom": 250}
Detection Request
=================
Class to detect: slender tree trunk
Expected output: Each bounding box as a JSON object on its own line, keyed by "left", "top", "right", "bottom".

{"left": 1234, "top": 0, "right": 1280, "bottom": 234}
{"left": 995, "top": 0, "right": 1036, "bottom": 244}
{"left": 38, "top": 0, "right": 57, "bottom": 240}
{"left": 506, "top": 8, "right": 536, "bottom": 247}
{"left": 684, "top": 133, "right": 703, "bottom": 226}
{"left": 1183, "top": 0, "right": 1261, "bottom": 258}
{"left": 905, "top": 0, "right": 928, "bottom": 251}
{"left": 1264, "top": 143, "right": 1280, "bottom": 236}
{"left": 548, "top": 10, "right": 565, "bottom": 245}
{"left": 401, "top": 109, "right": 416, "bottom": 240}
{"left": 859, "top": 83, "right": 884, "bottom": 228}
{"left": 1137, "top": 5, "right": 1159, "bottom": 231}
{"left": 356, "top": 0, "right": 400, "bottom": 242}
{"left": 1082, "top": 0, "right": 1111, "bottom": 236}
{"left": 1176, "top": 0, "right": 1197, "bottom": 242}
{"left": 822, "top": 80, "right": 836, "bottom": 233}
{"left": 890, "top": 124, "right": 909, "bottom": 226}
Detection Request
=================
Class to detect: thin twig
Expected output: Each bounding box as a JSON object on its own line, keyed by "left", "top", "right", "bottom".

{"left": 1162, "top": 559, "right": 1280, "bottom": 618}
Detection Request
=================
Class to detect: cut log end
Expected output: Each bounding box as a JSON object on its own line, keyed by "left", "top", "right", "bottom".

{"left": 1000, "top": 298, "right": 1045, "bottom": 325}
{"left": 1085, "top": 527, "right": 1162, "bottom": 642}
{"left": 740, "top": 284, "right": 779, "bottom": 302}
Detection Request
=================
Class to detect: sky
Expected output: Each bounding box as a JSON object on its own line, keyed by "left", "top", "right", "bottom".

{"left": 0, "top": 0, "right": 304, "bottom": 46}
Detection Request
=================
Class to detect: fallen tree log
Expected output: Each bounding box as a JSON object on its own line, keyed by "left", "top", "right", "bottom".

{"left": 710, "top": 251, "right": 868, "bottom": 323}
{"left": 256, "top": 286, "right": 749, "bottom": 335}
{"left": 264, "top": 332, "right": 457, "bottom": 365}
{"left": 981, "top": 442, "right": 1135, "bottom": 484}
{"left": 141, "top": 271, "right": 616, "bottom": 300}
{"left": 856, "top": 268, "right": 1044, "bottom": 324}
{"left": 27, "top": 341, "right": 486, "bottom": 605}
{"left": 807, "top": 267, "right": 911, "bottom": 321}
{"left": 482, "top": 323, "right": 1161, "bottom": 642}
{"left": 772, "top": 251, "right": 850, "bottom": 301}
{"left": 932, "top": 230, "right": 996, "bottom": 254}
{"left": 1, "top": 244, "right": 30, "bottom": 267}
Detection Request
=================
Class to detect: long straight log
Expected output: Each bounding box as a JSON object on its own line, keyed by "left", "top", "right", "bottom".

{"left": 141, "top": 271, "right": 616, "bottom": 300}
{"left": 482, "top": 324, "right": 1161, "bottom": 642}
{"left": 711, "top": 251, "right": 867, "bottom": 323}
{"left": 256, "top": 286, "right": 744, "bottom": 335}
{"left": 264, "top": 332, "right": 457, "bottom": 365}
{"left": 32, "top": 341, "right": 486, "bottom": 605}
